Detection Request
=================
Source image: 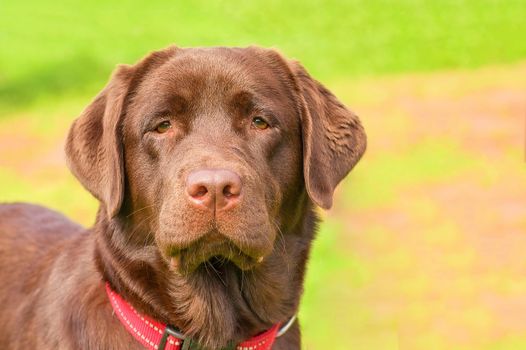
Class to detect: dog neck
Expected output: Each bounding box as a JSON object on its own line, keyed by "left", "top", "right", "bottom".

{"left": 93, "top": 202, "right": 317, "bottom": 349}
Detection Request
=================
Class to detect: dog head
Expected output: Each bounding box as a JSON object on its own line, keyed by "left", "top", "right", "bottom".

{"left": 65, "top": 46, "right": 366, "bottom": 275}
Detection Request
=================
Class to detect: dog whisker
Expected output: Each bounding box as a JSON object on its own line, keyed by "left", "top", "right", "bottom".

{"left": 125, "top": 204, "right": 156, "bottom": 218}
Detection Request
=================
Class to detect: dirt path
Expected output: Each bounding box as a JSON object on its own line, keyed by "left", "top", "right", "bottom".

{"left": 329, "top": 62, "right": 526, "bottom": 349}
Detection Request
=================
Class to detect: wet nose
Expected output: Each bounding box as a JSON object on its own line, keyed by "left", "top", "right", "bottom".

{"left": 186, "top": 169, "right": 242, "bottom": 211}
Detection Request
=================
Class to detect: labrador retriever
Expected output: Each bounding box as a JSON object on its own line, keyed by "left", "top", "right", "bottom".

{"left": 0, "top": 46, "right": 366, "bottom": 350}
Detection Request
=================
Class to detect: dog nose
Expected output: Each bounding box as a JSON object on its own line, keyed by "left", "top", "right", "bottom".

{"left": 186, "top": 169, "right": 242, "bottom": 211}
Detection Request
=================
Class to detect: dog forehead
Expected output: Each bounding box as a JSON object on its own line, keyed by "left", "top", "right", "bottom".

{"left": 129, "top": 47, "right": 298, "bottom": 124}
{"left": 136, "top": 48, "right": 261, "bottom": 99}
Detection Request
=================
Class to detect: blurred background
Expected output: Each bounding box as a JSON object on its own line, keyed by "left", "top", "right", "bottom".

{"left": 1, "top": 1, "right": 525, "bottom": 349}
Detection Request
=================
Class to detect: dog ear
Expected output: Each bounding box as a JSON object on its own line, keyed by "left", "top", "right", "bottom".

{"left": 290, "top": 61, "right": 367, "bottom": 209}
{"left": 66, "top": 46, "right": 179, "bottom": 219}
{"left": 65, "top": 65, "right": 133, "bottom": 218}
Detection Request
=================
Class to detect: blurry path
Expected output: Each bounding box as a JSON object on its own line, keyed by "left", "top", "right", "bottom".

{"left": 329, "top": 62, "right": 526, "bottom": 349}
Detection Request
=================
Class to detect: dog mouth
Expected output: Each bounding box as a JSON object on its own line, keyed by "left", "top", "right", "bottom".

{"left": 168, "top": 240, "right": 262, "bottom": 275}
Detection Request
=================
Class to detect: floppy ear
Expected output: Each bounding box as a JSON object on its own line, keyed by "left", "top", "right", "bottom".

{"left": 65, "top": 46, "right": 179, "bottom": 219}
{"left": 65, "top": 65, "right": 134, "bottom": 218}
{"left": 290, "top": 62, "right": 367, "bottom": 209}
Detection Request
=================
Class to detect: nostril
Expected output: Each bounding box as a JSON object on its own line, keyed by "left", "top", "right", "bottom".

{"left": 187, "top": 181, "right": 210, "bottom": 200}
{"left": 193, "top": 186, "right": 208, "bottom": 198}
{"left": 223, "top": 183, "right": 241, "bottom": 198}
{"left": 186, "top": 170, "right": 217, "bottom": 211}
{"left": 223, "top": 185, "right": 232, "bottom": 198}
{"left": 223, "top": 185, "right": 239, "bottom": 198}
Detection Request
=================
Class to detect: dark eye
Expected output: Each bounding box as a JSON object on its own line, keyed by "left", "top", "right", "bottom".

{"left": 252, "top": 116, "right": 269, "bottom": 130}
{"left": 155, "top": 120, "right": 172, "bottom": 134}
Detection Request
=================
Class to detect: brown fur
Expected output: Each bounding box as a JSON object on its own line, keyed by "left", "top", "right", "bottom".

{"left": 0, "top": 46, "right": 366, "bottom": 350}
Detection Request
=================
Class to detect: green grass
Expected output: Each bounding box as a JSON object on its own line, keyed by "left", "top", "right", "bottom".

{"left": 0, "top": 167, "right": 98, "bottom": 226}
{"left": 1, "top": 0, "right": 525, "bottom": 114}
{"left": 300, "top": 222, "right": 400, "bottom": 349}
{"left": 343, "top": 139, "right": 481, "bottom": 210}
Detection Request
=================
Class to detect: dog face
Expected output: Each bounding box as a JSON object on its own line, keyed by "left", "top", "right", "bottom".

{"left": 65, "top": 46, "right": 366, "bottom": 276}
{"left": 122, "top": 47, "right": 304, "bottom": 274}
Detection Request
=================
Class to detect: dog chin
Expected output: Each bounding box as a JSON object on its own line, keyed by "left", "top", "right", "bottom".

{"left": 168, "top": 241, "right": 262, "bottom": 275}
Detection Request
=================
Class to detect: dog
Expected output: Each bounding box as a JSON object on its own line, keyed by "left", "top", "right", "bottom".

{"left": 0, "top": 46, "right": 366, "bottom": 350}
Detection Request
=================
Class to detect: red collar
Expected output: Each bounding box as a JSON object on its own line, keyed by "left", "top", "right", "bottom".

{"left": 106, "top": 283, "right": 289, "bottom": 350}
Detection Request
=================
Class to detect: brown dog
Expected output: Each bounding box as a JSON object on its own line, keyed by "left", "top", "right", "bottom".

{"left": 0, "top": 46, "right": 366, "bottom": 350}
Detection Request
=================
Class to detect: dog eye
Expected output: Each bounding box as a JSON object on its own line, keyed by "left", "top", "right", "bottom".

{"left": 155, "top": 121, "right": 172, "bottom": 133}
{"left": 252, "top": 116, "right": 269, "bottom": 130}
